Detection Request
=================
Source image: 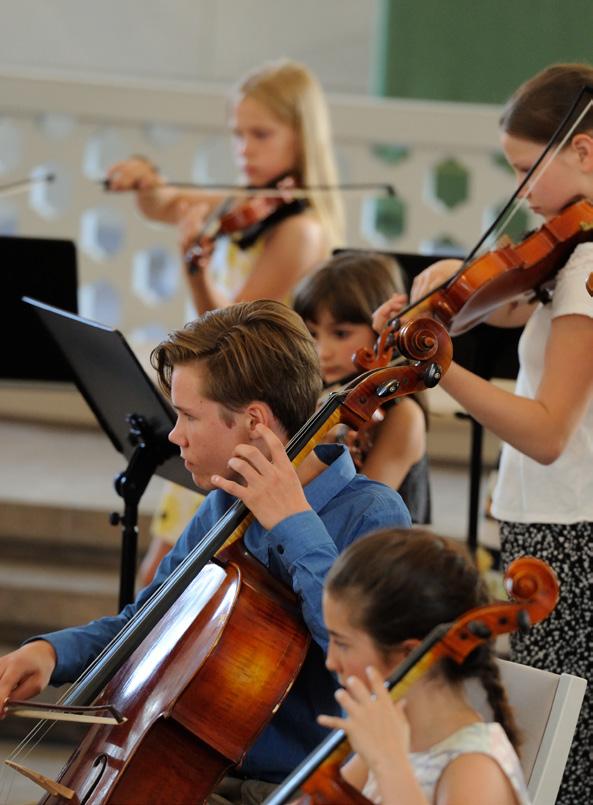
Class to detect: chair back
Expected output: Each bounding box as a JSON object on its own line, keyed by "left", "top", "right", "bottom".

{"left": 465, "top": 658, "right": 586, "bottom": 805}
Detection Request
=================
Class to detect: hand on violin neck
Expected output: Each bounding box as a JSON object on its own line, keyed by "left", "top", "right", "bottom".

{"left": 409, "top": 259, "right": 462, "bottom": 303}
{"left": 178, "top": 201, "right": 213, "bottom": 254}
{"left": 210, "top": 423, "right": 312, "bottom": 531}
{"left": 372, "top": 292, "right": 408, "bottom": 333}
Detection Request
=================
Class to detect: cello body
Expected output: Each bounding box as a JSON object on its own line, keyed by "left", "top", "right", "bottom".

{"left": 40, "top": 542, "right": 309, "bottom": 804}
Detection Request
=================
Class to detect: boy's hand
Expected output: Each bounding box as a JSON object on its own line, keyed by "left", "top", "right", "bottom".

{"left": 211, "top": 423, "right": 311, "bottom": 531}
{"left": 0, "top": 642, "right": 57, "bottom": 717}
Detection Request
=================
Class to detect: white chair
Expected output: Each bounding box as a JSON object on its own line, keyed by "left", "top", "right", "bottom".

{"left": 466, "top": 658, "right": 587, "bottom": 805}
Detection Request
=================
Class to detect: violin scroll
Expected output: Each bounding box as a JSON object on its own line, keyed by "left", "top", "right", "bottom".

{"left": 354, "top": 317, "right": 451, "bottom": 371}
{"left": 341, "top": 319, "right": 452, "bottom": 432}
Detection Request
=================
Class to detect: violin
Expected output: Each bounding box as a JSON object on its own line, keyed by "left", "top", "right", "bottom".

{"left": 182, "top": 179, "right": 395, "bottom": 275}
{"left": 357, "top": 198, "right": 593, "bottom": 370}
{"left": 3, "top": 318, "right": 451, "bottom": 804}
{"left": 184, "top": 184, "right": 301, "bottom": 275}
{"left": 264, "top": 555, "right": 559, "bottom": 805}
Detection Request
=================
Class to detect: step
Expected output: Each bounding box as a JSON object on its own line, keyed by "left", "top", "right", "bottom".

{"left": 0, "top": 499, "right": 152, "bottom": 569}
{"left": 0, "top": 561, "right": 119, "bottom": 644}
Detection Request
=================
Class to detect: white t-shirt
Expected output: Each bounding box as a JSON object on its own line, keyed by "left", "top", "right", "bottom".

{"left": 491, "top": 242, "right": 593, "bottom": 523}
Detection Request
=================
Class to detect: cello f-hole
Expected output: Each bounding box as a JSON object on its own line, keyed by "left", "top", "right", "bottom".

{"left": 79, "top": 754, "right": 108, "bottom": 805}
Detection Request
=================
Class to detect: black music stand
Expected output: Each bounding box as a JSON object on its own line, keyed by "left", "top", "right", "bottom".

{"left": 2, "top": 235, "right": 78, "bottom": 382}
{"left": 334, "top": 248, "right": 521, "bottom": 557}
{"left": 23, "top": 298, "right": 196, "bottom": 610}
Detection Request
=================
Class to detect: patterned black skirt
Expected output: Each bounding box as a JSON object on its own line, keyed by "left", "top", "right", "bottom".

{"left": 500, "top": 520, "right": 592, "bottom": 805}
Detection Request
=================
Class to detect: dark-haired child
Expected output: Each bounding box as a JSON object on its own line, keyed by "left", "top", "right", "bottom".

{"left": 318, "top": 528, "right": 530, "bottom": 804}
{"left": 294, "top": 252, "right": 430, "bottom": 524}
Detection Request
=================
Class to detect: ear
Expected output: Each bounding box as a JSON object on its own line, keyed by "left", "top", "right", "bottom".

{"left": 243, "top": 401, "right": 274, "bottom": 436}
{"left": 571, "top": 133, "right": 593, "bottom": 170}
{"left": 399, "top": 638, "right": 422, "bottom": 657}
{"left": 386, "top": 638, "right": 421, "bottom": 674}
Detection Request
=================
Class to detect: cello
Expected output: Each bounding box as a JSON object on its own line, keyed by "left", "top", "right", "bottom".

{"left": 264, "top": 555, "right": 559, "bottom": 804}
{"left": 3, "top": 318, "right": 451, "bottom": 804}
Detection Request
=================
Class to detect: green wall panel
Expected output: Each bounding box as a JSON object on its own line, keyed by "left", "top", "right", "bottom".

{"left": 375, "top": 0, "right": 593, "bottom": 103}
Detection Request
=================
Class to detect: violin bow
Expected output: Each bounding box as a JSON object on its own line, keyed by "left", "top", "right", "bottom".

{"left": 0, "top": 174, "right": 55, "bottom": 199}
{"left": 101, "top": 179, "right": 396, "bottom": 198}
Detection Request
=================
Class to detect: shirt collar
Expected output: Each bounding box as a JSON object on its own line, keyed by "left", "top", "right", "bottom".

{"left": 303, "top": 443, "right": 356, "bottom": 513}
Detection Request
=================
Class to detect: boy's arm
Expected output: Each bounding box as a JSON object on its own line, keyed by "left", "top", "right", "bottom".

{"left": 19, "top": 503, "right": 217, "bottom": 685}
{"left": 212, "top": 424, "right": 411, "bottom": 650}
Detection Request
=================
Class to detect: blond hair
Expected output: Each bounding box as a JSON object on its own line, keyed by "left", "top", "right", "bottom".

{"left": 233, "top": 60, "right": 345, "bottom": 248}
{"left": 151, "top": 300, "right": 322, "bottom": 437}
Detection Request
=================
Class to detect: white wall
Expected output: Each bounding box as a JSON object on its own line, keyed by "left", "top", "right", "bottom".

{"left": 0, "top": 0, "right": 376, "bottom": 93}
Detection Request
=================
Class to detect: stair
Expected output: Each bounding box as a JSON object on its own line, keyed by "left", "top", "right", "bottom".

{"left": 0, "top": 419, "right": 166, "bottom": 745}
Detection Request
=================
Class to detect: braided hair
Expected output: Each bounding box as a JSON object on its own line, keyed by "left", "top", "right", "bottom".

{"left": 325, "top": 528, "right": 521, "bottom": 749}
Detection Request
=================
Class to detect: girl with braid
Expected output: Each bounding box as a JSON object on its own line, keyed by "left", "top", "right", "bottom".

{"left": 317, "top": 528, "right": 529, "bottom": 805}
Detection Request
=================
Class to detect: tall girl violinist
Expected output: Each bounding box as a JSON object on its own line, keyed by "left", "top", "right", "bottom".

{"left": 317, "top": 528, "right": 530, "bottom": 805}
{"left": 374, "top": 63, "right": 593, "bottom": 805}
{"left": 107, "top": 59, "right": 344, "bottom": 314}
{"left": 293, "top": 251, "right": 430, "bottom": 524}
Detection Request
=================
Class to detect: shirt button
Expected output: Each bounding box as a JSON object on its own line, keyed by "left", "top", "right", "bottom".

{"left": 276, "top": 544, "right": 285, "bottom": 554}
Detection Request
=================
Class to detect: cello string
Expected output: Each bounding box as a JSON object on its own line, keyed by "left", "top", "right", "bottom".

{"left": 0, "top": 725, "right": 59, "bottom": 805}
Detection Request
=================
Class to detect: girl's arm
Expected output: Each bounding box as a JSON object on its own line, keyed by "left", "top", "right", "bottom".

{"left": 435, "top": 754, "right": 521, "bottom": 805}
{"left": 361, "top": 398, "right": 426, "bottom": 489}
{"left": 484, "top": 299, "right": 536, "bottom": 328}
{"left": 186, "top": 212, "right": 327, "bottom": 314}
{"left": 106, "top": 157, "right": 225, "bottom": 224}
{"left": 439, "top": 313, "right": 593, "bottom": 464}
{"left": 338, "top": 754, "right": 370, "bottom": 792}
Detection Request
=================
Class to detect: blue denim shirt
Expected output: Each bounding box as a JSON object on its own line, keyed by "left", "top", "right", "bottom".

{"left": 37, "top": 444, "right": 410, "bottom": 782}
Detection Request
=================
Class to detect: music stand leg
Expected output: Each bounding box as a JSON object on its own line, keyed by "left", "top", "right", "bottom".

{"left": 110, "top": 500, "right": 139, "bottom": 611}
{"left": 110, "top": 414, "right": 177, "bottom": 610}
{"left": 467, "top": 417, "right": 483, "bottom": 556}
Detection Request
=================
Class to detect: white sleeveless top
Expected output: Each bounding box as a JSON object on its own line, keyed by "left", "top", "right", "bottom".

{"left": 361, "top": 722, "right": 530, "bottom": 804}
{"left": 209, "top": 235, "right": 264, "bottom": 299}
